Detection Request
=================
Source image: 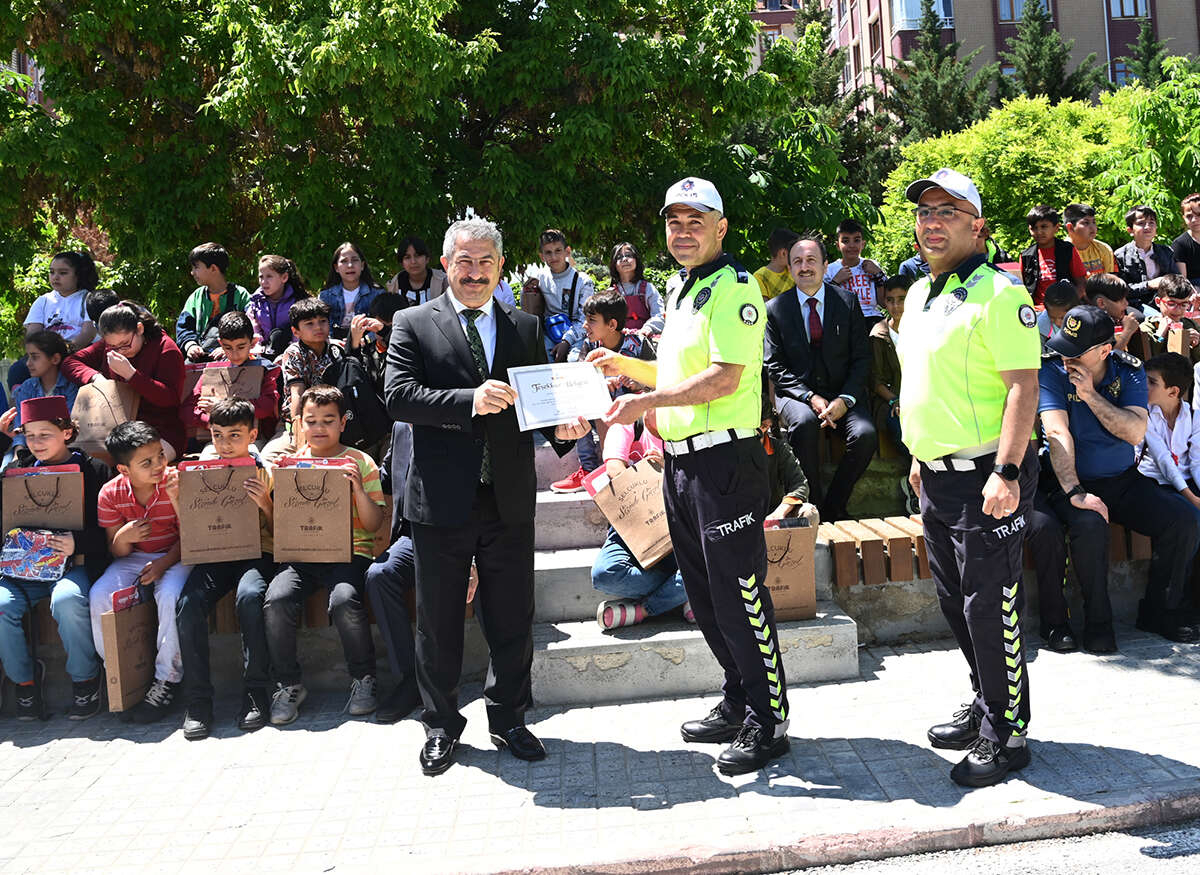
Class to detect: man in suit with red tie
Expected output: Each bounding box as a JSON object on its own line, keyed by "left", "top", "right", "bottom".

{"left": 385, "top": 217, "right": 587, "bottom": 776}
{"left": 765, "top": 234, "right": 877, "bottom": 522}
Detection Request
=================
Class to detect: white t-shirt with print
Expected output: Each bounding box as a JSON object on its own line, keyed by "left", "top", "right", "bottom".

{"left": 824, "top": 260, "right": 881, "bottom": 318}
{"left": 24, "top": 290, "right": 91, "bottom": 342}
{"left": 341, "top": 287, "right": 360, "bottom": 328}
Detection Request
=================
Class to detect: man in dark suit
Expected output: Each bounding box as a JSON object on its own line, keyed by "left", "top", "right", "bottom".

{"left": 385, "top": 217, "right": 587, "bottom": 776}
{"left": 766, "top": 234, "right": 877, "bottom": 522}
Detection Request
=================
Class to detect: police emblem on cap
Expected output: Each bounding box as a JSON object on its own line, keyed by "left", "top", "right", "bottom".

{"left": 682, "top": 179, "right": 695, "bottom": 190}
{"left": 1019, "top": 304, "right": 1036, "bottom": 328}
{"left": 1063, "top": 315, "right": 1081, "bottom": 338}
{"left": 740, "top": 303, "right": 759, "bottom": 325}
{"left": 693, "top": 287, "right": 711, "bottom": 312}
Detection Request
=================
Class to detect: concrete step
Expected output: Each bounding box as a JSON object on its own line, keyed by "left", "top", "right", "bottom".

{"left": 534, "top": 543, "right": 836, "bottom": 624}
{"left": 534, "top": 490, "right": 609, "bottom": 551}
{"left": 531, "top": 600, "right": 858, "bottom": 706}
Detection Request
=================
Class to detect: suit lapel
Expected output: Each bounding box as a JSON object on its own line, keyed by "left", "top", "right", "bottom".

{"left": 433, "top": 298, "right": 483, "bottom": 384}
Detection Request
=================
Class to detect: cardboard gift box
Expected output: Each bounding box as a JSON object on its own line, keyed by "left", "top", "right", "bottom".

{"left": 272, "top": 457, "right": 353, "bottom": 563}
{"left": 1, "top": 464, "right": 84, "bottom": 533}
{"left": 176, "top": 458, "right": 263, "bottom": 566}
{"left": 763, "top": 505, "right": 820, "bottom": 621}
{"left": 100, "top": 583, "right": 157, "bottom": 712}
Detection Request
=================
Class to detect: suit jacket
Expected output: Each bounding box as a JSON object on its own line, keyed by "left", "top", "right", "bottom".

{"left": 765, "top": 282, "right": 871, "bottom": 405}
{"left": 384, "top": 294, "right": 570, "bottom": 527}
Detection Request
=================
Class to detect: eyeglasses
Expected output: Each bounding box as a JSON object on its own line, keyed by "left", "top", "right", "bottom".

{"left": 105, "top": 337, "right": 136, "bottom": 354}
{"left": 912, "top": 205, "right": 979, "bottom": 223}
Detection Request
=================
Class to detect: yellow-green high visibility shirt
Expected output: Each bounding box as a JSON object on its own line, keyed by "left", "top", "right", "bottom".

{"left": 656, "top": 254, "right": 765, "bottom": 441}
{"left": 897, "top": 254, "right": 1041, "bottom": 461}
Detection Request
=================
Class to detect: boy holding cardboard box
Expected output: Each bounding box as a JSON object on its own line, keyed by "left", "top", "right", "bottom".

{"left": 168, "top": 398, "right": 276, "bottom": 740}
{"left": 264, "top": 385, "right": 384, "bottom": 725}
{"left": 89, "top": 421, "right": 190, "bottom": 723}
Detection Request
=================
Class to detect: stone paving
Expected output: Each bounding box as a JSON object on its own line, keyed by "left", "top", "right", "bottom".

{"left": 2, "top": 623, "right": 1199, "bottom": 874}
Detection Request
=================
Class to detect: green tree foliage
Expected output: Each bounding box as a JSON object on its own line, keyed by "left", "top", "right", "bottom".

{"left": 1100, "top": 58, "right": 1200, "bottom": 238}
{"left": 872, "top": 94, "right": 1134, "bottom": 271}
{"left": 1118, "top": 17, "right": 1168, "bottom": 89}
{"left": 998, "top": 0, "right": 1108, "bottom": 103}
{"left": 0, "top": 0, "right": 864, "bottom": 330}
{"left": 878, "top": 0, "right": 1001, "bottom": 144}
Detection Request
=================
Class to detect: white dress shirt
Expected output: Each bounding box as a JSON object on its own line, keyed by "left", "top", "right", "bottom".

{"left": 445, "top": 289, "right": 496, "bottom": 371}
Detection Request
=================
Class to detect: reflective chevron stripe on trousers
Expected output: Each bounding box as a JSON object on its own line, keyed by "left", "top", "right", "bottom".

{"left": 918, "top": 446, "right": 1039, "bottom": 744}
{"left": 663, "top": 437, "right": 789, "bottom": 731}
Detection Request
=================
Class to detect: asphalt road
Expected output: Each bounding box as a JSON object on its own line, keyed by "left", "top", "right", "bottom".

{"left": 792, "top": 818, "right": 1200, "bottom": 873}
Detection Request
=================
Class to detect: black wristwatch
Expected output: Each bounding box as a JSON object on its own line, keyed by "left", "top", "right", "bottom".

{"left": 992, "top": 462, "right": 1020, "bottom": 481}
{"left": 1066, "top": 484, "right": 1086, "bottom": 500}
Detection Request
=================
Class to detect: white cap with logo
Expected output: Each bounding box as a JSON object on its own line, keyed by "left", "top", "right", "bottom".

{"left": 904, "top": 168, "right": 982, "bottom": 216}
{"left": 660, "top": 177, "right": 724, "bottom": 216}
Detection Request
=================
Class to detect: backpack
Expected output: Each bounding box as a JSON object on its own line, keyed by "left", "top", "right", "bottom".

{"left": 320, "top": 355, "right": 391, "bottom": 452}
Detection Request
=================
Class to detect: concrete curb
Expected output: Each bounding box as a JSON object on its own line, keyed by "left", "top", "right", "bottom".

{"left": 486, "top": 781, "right": 1200, "bottom": 874}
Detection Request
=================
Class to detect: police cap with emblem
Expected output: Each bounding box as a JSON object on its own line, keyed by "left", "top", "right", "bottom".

{"left": 660, "top": 177, "right": 724, "bottom": 216}
{"left": 1045, "top": 304, "right": 1115, "bottom": 358}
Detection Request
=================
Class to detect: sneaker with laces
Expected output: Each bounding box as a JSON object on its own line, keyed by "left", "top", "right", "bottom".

{"left": 68, "top": 676, "right": 103, "bottom": 720}
{"left": 347, "top": 675, "right": 378, "bottom": 716}
{"left": 270, "top": 683, "right": 307, "bottom": 725}
{"left": 927, "top": 702, "right": 983, "bottom": 750}
{"left": 126, "top": 679, "right": 179, "bottom": 724}
{"left": 15, "top": 683, "right": 43, "bottom": 721}
{"left": 950, "top": 735, "right": 1031, "bottom": 787}
{"left": 716, "top": 725, "right": 791, "bottom": 775}
{"left": 550, "top": 467, "right": 588, "bottom": 494}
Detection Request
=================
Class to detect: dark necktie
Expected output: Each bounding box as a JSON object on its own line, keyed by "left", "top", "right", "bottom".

{"left": 463, "top": 309, "right": 492, "bottom": 485}
{"left": 807, "top": 297, "right": 823, "bottom": 346}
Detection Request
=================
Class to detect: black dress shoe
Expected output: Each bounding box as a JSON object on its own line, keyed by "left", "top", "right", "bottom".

{"left": 681, "top": 705, "right": 743, "bottom": 744}
{"left": 182, "top": 699, "right": 213, "bottom": 741}
{"left": 1043, "top": 624, "right": 1078, "bottom": 653}
{"left": 716, "top": 726, "right": 790, "bottom": 775}
{"left": 1136, "top": 609, "right": 1200, "bottom": 643}
{"left": 950, "top": 736, "right": 1031, "bottom": 787}
{"left": 490, "top": 726, "right": 547, "bottom": 761}
{"left": 927, "top": 702, "right": 982, "bottom": 750}
{"left": 420, "top": 734, "right": 458, "bottom": 776}
{"left": 1083, "top": 624, "right": 1118, "bottom": 653}
{"left": 237, "top": 688, "right": 269, "bottom": 732}
{"left": 376, "top": 680, "right": 422, "bottom": 724}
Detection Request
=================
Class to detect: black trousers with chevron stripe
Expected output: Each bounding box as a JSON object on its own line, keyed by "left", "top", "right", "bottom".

{"left": 918, "top": 445, "right": 1038, "bottom": 745}
{"left": 663, "top": 436, "right": 789, "bottom": 732}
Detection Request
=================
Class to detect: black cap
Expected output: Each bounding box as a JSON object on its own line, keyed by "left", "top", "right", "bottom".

{"left": 1045, "top": 305, "right": 1115, "bottom": 358}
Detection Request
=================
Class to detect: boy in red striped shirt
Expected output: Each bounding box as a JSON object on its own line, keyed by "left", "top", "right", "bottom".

{"left": 88, "top": 421, "right": 190, "bottom": 723}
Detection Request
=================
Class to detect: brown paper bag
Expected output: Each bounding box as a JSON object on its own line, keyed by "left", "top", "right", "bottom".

{"left": 72, "top": 377, "right": 140, "bottom": 457}
{"left": 763, "top": 505, "right": 820, "bottom": 621}
{"left": 1, "top": 467, "right": 85, "bottom": 533}
{"left": 520, "top": 283, "right": 546, "bottom": 318}
{"left": 273, "top": 463, "right": 353, "bottom": 563}
{"left": 199, "top": 364, "right": 266, "bottom": 403}
{"left": 586, "top": 459, "right": 672, "bottom": 568}
{"left": 101, "top": 598, "right": 158, "bottom": 712}
{"left": 1168, "top": 324, "right": 1187, "bottom": 355}
{"left": 176, "top": 459, "right": 263, "bottom": 566}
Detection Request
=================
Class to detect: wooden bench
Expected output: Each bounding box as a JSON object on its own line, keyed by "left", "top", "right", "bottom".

{"left": 820, "top": 515, "right": 929, "bottom": 587}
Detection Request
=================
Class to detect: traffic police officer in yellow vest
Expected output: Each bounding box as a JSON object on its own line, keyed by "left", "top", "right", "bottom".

{"left": 898, "top": 169, "right": 1043, "bottom": 787}
{"left": 588, "top": 177, "right": 789, "bottom": 775}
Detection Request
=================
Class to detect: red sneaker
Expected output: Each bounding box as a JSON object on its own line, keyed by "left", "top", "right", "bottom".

{"left": 550, "top": 466, "right": 588, "bottom": 493}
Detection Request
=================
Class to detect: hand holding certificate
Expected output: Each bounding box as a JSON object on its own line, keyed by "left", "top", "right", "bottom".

{"left": 506, "top": 363, "right": 614, "bottom": 432}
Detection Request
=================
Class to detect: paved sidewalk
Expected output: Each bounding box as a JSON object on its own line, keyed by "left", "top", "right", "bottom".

{"left": 2, "top": 623, "right": 1199, "bottom": 874}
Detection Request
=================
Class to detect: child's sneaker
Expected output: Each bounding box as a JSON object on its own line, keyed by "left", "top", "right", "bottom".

{"left": 15, "top": 683, "right": 43, "bottom": 721}
{"left": 597, "top": 599, "right": 647, "bottom": 630}
{"left": 127, "top": 679, "right": 179, "bottom": 724}
{"left": 550, "top": 467, "right": 588, "bottom": 494}
{"left": 68, "top": 676, "right": 103, "bottom": 720}
{"left": 347, "top": 675, "right": 377, "bottom": 716}
{"left": 271, "top": 683, "right": 307, "bottom": 725}
{"left": 683, "top": 602, "right": 696, "bottom": 624}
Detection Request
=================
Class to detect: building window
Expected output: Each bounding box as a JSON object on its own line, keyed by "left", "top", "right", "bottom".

{"left": 1113, "top": 60, "right": 1132, "bottom": 85}
{"left": 761, "top": 25, "right": 782, "bottom": 54}
{"left": 852, "top": 41, "right": 862, "bottom": 80}
{"left": 892, "top": 0, "right": 954, "bottom": 30}
{"left": 1109, "top": 0, "right": 1148, "bottom": 17}
{"left": 998, "top": 0, "right": 1048, "bottom": 23}
{"left": 869, "top": 18, "right": 883, "bottom": 61}
{"left": 838, "top": 0, "right": 848, "bottom": 22}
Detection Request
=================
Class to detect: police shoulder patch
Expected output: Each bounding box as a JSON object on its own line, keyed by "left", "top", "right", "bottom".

{"left": 1113, "top": 349, "right": 1142, "bottom": 368}
{"left": 1018, "top": 304, "right": 1036, "bottom": 328}
{"left": 739, "top": 303, "right": 759, "bottom": 325}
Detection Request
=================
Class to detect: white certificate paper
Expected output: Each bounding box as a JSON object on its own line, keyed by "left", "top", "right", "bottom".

{"left": 507, "top": 362, "right": 613, "bottom": 431}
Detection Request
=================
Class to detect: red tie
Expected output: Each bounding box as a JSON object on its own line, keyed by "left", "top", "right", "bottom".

{"left": 807, "top": 298, "right": 823, "bottom": 346}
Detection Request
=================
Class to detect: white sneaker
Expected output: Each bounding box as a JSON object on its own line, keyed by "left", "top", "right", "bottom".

{"left": 347, "top": 675, "right": 377, "bottom": 716}
{"left": 270, "top": 683, "right": 307, "bottom": 725}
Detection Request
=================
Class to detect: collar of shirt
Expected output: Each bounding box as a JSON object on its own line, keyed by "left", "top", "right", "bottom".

{"left": 445, "top": 288, "right": 495, "bottom": 321}
{"left": 929, "top": 253, "right": 987, "bottom": 297}
{"left": 679, "top": 252, "right": 734, "bottom": 299}
{"left": 795, "top": 283, "right": 826, "bottom": 313}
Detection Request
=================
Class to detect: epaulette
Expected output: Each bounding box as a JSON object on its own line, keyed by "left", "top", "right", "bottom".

{"left": 735, "top": 269, "right": 749, "bottom": 284}
{"left": 1113, "top": 349, "right": 1142, "bottom": 368}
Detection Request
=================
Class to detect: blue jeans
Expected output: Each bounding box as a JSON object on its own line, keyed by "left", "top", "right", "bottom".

{"left": 591, "top": 529, "right": 687, "bottom": 616}
{"left": 576, "top": 423, "right": 600, "bottom": 473}
{"left": 0, "top": 568, "right": 100, "bottom": 684}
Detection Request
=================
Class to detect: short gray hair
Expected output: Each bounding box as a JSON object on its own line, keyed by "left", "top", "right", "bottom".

{"left": 442, "top": 218, "right": 504, "bottom": 261}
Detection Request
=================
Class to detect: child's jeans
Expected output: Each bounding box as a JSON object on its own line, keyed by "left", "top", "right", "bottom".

{"left": 0, "top": 569, "right": 100, "bottom": 684}
{"left": 89, "top": 552, "right": 189, "bottom": 683}
{"left": 591, "top": 529, "right": 687, "bottom": 616}
{"left": 576, "top": 422, "right": 601, "bottom": 473}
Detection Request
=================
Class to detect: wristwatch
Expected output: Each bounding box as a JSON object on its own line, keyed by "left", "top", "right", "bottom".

{"left": 992, "top": 462, "right": 1020, "bottom": 481}
{"left": 1066, "top": 484, "right": 1087, "bottom": 499}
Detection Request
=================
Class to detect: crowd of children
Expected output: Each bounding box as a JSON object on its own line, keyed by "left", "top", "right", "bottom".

{"left": 2, "top": 192, "right": 1200, "bottom": 735}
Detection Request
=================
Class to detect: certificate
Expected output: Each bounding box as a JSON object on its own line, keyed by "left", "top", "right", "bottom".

{"left": 507, "top": 362, "right": 613, "bottom": 431}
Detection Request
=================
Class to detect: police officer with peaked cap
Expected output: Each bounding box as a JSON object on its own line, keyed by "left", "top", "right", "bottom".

{"left": 898, "top": 169, "right": 1043, "bottom": 787}
{"left": 588, "top": 177, "right": 790, "bottom": 775}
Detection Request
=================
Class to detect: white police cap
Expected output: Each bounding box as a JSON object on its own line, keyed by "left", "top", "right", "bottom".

{"left": 660, "top": 177, "right": 724, "bottom": 216}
